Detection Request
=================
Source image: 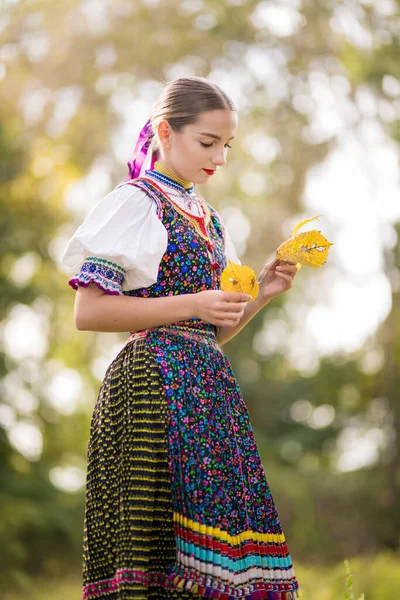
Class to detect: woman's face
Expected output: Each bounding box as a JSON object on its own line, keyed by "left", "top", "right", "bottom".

{"left": 157, "top": 109, "right": 238, "bottom": 184}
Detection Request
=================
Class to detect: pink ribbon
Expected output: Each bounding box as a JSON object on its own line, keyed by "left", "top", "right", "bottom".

{"left": 126, "top": 118, "right": 156, "bottom": 180}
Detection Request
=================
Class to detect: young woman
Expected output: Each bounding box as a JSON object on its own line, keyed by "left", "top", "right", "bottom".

{"left": 62, "top": 76, "right": 300, "bottom": 600}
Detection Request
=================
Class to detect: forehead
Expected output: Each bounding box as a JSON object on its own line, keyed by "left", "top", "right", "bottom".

{"left": 189, "top": 109, "right": 238, "bottom": 137}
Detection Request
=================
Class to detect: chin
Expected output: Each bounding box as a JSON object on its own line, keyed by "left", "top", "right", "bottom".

{"left": 191, "top": 174, "right": 207, "bottom": 185}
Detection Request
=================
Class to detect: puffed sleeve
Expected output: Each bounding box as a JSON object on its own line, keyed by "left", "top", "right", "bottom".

{"left": 224, "top": 225, "right": 241, "bottom": 265}
{"left": 60, "top": 184, "right": 168, "bottom": 294}
{"left": 211, "top": 207, "right": 241, "bottom": 265}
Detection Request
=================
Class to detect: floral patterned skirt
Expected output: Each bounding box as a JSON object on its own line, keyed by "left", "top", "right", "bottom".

{"left": 82, "top": 326, "right": 299, "bottom": 600}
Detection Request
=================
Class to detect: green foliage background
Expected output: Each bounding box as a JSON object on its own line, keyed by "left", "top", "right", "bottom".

{"left": 1, "top": 0, "right": 400, "bottom": 598}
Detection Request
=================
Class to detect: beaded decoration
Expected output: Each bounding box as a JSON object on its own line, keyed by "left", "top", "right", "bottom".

{"left": 153, "top": 161, "right": 193, "bottom": 191}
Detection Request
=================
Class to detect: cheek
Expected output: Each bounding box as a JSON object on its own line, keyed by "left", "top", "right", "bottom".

{"left": 178, "top": 138, "right": 201, "bottom": 161}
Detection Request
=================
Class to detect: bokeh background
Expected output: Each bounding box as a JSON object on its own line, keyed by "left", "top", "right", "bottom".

{"left": 1, "top": 0, "right": 400, "bottom": 598}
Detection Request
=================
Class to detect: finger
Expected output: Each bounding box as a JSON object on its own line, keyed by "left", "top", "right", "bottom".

{"left": 222, "top": 292, "right": 252, "bottom": 302}
{"left": 218, "top": 319, "right": 241, "bottom": 328}
{"left": 214, "top": 318, "right": 237, "bottom": 327}
{"left": 257, "top": 259, "right": 279, "bottom": 284}
{"left": 276, "top": 263, "right": 298, "bottom": 270}
{"left": 275, "top": 271, "right": 293, "bottom": 283}
{"left": 276, "top": 265, "right": 298, "bottom": 274}
{"left": 221, "top": 302, "right": 248, "bottom": 312}
{"left": 218, "top": 311, "right": 245, "bottom": 320}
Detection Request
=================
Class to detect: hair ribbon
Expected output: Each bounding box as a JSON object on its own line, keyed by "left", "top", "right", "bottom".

{"left": 126, "top": 119, "right": 156, "bottom": 180}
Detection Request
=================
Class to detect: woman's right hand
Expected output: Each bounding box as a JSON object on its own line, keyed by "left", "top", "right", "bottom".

{"left": 191, "top": 290, "right": 252, "bottom": 327}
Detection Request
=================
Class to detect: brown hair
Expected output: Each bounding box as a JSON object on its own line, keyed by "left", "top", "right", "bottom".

{"left": 150, "top": 76, "right": 236, "bottom": 156}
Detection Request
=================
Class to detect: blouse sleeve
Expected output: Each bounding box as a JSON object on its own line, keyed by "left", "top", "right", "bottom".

{"left": 60, "top": 184, "right": 168, "bottom": 294}
{"left": 211, "top": 207, "right": 241, "bottom": 265}
{"left": 224, "top": 225, "right": 241, "bottom": 265}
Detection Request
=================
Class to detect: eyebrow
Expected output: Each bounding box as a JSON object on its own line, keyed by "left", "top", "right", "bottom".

{"left": 199, "top": 132, "right": 235, "bottom": 141}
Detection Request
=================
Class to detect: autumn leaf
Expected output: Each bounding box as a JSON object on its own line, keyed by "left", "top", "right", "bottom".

{"left": 220, "top": 261, "right": 259, "bottom": 301}
{"left": 276, "top": 215, "right": 333, "bottom": 268}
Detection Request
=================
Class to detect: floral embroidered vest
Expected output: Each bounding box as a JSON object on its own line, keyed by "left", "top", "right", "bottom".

{"left": 122, "top": 177, "right": 228, "bottom": 333}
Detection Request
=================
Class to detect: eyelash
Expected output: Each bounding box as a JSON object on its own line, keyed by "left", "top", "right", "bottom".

{"left": 200, "top": 142, "right": 232, "bottom": 149}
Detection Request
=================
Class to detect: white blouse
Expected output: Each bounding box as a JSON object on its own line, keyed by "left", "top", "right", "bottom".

{"left": 61, "top": 182, "right": 241, "bottom": 294}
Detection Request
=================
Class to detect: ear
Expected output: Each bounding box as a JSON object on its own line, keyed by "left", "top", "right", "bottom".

{"left": 157, "top": 119, "right": 171, "bottom": 148}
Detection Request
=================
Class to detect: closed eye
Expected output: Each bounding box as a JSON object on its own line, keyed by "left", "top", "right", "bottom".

{"left": 200, "top": 142, "right": 232, "bottom": 148}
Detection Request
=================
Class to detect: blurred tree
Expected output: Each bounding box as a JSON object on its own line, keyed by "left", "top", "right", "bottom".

{"left": 0, "top": 0, "right": 399, "bottom": 592}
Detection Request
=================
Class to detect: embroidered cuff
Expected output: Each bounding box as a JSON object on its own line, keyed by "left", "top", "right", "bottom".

{"left": 68, "top": 256, "right": 126, "bottom": 295}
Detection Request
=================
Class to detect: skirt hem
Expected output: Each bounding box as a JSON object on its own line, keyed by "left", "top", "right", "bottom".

{"left": 82, "top": 567, "right": 299, "bottom": 600}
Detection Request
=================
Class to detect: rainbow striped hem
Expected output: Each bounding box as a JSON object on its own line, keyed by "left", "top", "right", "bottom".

{"left": 169, "top": 512, "right": 298, "bottom": 595}
{"left": 82, "top": 568, "right": 298, "bottom": 599}
{"left": 83, "top": 511, "right": 299, "bottom": 599}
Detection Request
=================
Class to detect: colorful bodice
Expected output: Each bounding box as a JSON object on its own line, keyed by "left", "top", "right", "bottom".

{"left": 122, "top": 173, "right": 227, "bottom": 332}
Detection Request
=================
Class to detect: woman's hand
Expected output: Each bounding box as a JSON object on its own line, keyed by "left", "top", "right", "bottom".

{"left": 192, "top": 290, "right": 251, "bottom": 327}
{"left": 257, "top": 258, "right": 298, "bottom": 302}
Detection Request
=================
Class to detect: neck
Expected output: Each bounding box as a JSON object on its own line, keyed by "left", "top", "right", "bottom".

{"left": 153, "top": 160, "right": 193, "bottom": 190}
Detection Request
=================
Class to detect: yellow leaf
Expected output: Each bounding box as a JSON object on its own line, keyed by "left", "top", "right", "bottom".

{"left": 276, "top": 216, "right": 333, "bottom": 268}
{"left": 220, "top": 261, "right": 259, "bottom": 301}
{"left": 291, "top": 215, "right": 321, "bottom": 237}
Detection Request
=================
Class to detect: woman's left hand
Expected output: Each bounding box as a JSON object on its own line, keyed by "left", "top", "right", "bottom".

{"left": 257, "top": 258, "right": 298, "bottom": 302}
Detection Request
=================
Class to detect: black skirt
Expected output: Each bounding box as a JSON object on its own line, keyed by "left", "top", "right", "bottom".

{"left": 83, "top": 337, "right": 193, "bottom": 599}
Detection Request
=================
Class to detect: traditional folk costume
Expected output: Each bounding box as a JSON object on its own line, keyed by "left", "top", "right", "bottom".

{"left": 61, "top": 122, "right": 299, "bottom": 599}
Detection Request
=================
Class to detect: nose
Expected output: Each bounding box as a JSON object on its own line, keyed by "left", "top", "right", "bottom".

{"left": 212, "top": 147, "right": 227, "bottom": 167}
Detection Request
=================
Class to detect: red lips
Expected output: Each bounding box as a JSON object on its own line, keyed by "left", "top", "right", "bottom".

{"left": 203, "top": 169, "right": 215, "bottom": 175}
